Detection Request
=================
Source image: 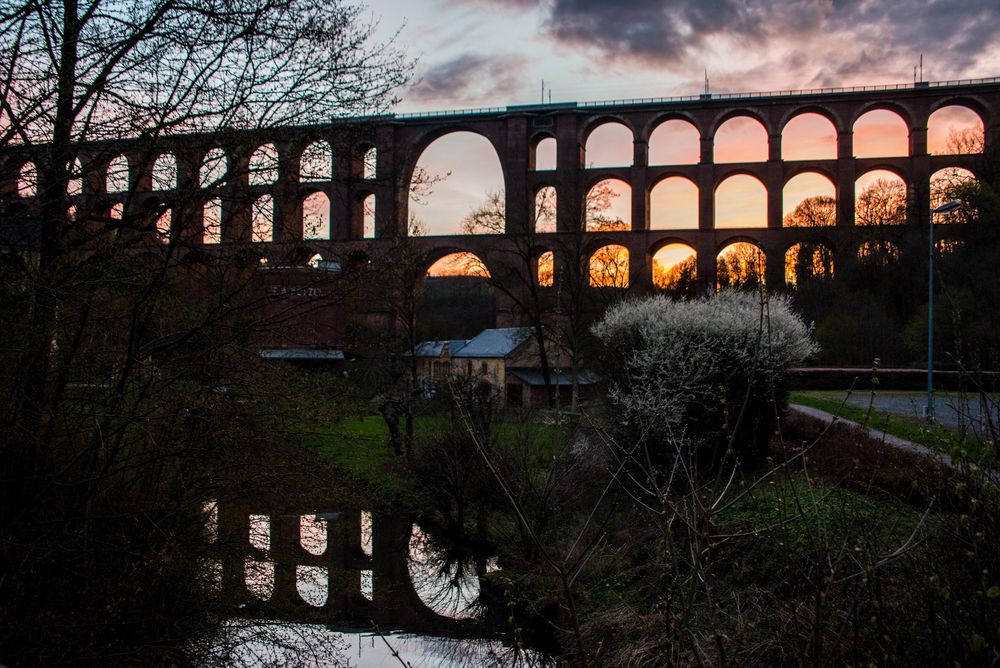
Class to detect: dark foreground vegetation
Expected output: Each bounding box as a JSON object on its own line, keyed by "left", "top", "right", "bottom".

{"left": 306, "top": 398, "right": 999, "bottom": 666}
{"left": 285, "top": 293, "right": 1000, "bottom": 667}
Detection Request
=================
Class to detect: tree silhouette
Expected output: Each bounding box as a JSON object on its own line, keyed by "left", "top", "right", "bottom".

{"left": 653, "top": 254, "right": 697, "bottom": 292}
{"left": 716, "top": 243, "right": 766, "bottom": 290}
{"left": 0, "top": 0, "right": 409, "bottom": 661}
{"left": 856, "top": 178, "right": 907, "bottom": 226}
{"left": 783, "top": 194, "right": 837, "bottom": 227}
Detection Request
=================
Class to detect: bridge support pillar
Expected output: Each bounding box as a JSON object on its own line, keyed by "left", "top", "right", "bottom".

{"left": 764, "top": 244, "right": 787, "bottom": 291}
{"left": 836, "top": 131, "right": 856, "bottom": 227}
{"left": 696, "top": 239, "right": 717, "bottom": 294}
{"left": 631, "top": 139, "right": 649, "bottom": 231}
{"left": 555, "top": 115, "right": 582, "bottom": 232}
{"left": 909, "top": 125, "right": 930, "bottom": 227}
{"left": 767, "top": 134, "right": 783, "bottom": 229}
{"left": 504, "top": 116, "right": 530, "bottom": 234}
{"left": 628, "top": 237, "right": 651, "bottom": 295}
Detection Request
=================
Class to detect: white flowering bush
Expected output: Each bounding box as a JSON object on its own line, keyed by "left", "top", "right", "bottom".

{"left": 592, "top": 290, "right": 816, "bottom": 466}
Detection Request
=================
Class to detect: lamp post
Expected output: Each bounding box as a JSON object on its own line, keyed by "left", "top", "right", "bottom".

{"left": 926, "top": 199, "right": 963, "bottom": 425}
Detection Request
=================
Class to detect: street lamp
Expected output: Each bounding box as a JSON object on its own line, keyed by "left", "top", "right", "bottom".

{"left": 926, "top": 199, "right": 962, "bottom": 425}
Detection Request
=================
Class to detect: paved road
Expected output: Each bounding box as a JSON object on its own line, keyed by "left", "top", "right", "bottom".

{"left": 835, "top": 391, "right": 999, "bottom": 434}
{"left": 790, "top": 403, "right": 1000, "bottom": 484}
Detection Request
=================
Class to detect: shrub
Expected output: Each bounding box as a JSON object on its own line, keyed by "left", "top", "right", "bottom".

{"left": 592, "top": 290, "right": 816, "bottom": 466}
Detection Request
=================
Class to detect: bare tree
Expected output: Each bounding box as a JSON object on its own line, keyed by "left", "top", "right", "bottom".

{"left": 783, "top": 194, "right": 837, "bottom": 227}
{"left": 856, "top": 178, "right": 907, "bottom": 227}
{"left": 716, "top": 243, "right": 766, "bottom": 290}
{"left": 460, "top": 180, "right": 627, "bottom": 409}
{"left": 461, "top": 190, "right": 558, "bottom": 405}
{"left": 0, "top": 0, "right": 410, "bottom": 662}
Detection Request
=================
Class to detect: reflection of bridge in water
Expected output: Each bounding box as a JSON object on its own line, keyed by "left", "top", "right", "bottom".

{"left": 215, "top": 501, "right": 487, "bottom": 636}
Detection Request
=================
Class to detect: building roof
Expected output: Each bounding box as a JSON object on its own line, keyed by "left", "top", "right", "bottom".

{"left": 508, "top": 368, "right": 602, "bottom": 386}
{"left": 411, "top": 339, "right": 469, "bottom": 357}
{"left": 453, "top": 327, "right": 534, "bottom": 358}
{"left": 260, "top": 348, "right": 345, "bottom": 360}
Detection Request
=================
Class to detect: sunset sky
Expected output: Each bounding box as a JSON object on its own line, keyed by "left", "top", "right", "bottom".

{"left": 365, "top": 0, "right": 1000, "bottom": 271}
{"left": 369, "top": 0, "right": 1000, "bottom": 112}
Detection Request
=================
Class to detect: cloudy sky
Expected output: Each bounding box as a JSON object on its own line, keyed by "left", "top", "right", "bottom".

{"left": 365, "top": 0, "right": 1000, "bottom": 112}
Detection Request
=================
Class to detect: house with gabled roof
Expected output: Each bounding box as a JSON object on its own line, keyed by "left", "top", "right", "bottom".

{"left": 411, "top": 327, "right": 599, "bottom": 408}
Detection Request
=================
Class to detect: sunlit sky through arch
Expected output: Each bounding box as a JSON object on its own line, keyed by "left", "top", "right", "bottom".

{"left": 361, "top": 0, "right": 999, "bottom": 237}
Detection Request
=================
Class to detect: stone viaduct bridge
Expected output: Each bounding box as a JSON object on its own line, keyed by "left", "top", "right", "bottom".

{"left": 3, "top": 77, "right": 999, "bottom": 323}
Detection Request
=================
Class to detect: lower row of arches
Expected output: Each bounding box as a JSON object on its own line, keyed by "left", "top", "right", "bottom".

{"left": 429, "top": 239, "right": 962, "bottom": 291}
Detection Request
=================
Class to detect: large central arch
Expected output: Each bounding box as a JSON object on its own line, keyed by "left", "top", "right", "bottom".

{"left": 408, "top": 131, "right": 506, "bottom": 237}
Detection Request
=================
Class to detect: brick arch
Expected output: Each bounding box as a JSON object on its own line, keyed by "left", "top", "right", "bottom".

{"left": 529, "top": 177, "right": 559, "bottom": 193}
{"left": 95, "top": 153, "right": 130, "bottom": 194}
{"left": 400, "top": 125, "right": 508, "bottom": 203}
{"left": 404, "top": 126, "right": 505, "bottom": 179}
{"left": 584, "top": 172, "right": 631, "bottom": 192}
{"left": 9, "top": 157, "right": 39, "bottom": 198}
{"left": 419, "top": 245, "right": 495, "bottom": 278}
{"left": 297, "top": 184, "right": 331, "bottom": 199}
{"left": 530, "top": 132, "right": 558, "bottom": 172}
{"left": 530, "top": 130, "right": 557, "bottom": 147}
{"left": 582, "top": 235, "right": 629, "bottom": 259}
{"left": 243, "top": 141, "right": 287, "bottom": 187}
{"left": 713, "top": 169, "right": 767, "bottom": 193}
{"left": 640, "top": 112, "right": 702, "bottom": 143}
{"left": 716, "top": 235, "right": 765, "bottom": 254}
{"left": 648, "top": 236, "right": 698, "bottom": 257}
{"left": 708, "top": 108, "right": 772, "bottom": 138}
{"left": 293, "top": 138, "right": 336, "bottom": 179}
{"left": 926, "top": 96, "right": 991, "bottom": 128}
{"left": 150, "top": 152, "right": 180, "bottom": 190}
{"left": 777, "top": 105, "right": 846, "bottom": 135}
{"left": 192, "top": 153, "right": 227, "bottom": 201}
{"left": 930, "top": 161, "right": 982, "bottom": 180}
{"left": 353, "top": 141, "right": 377, "bottom": 180}
{"left": 783, "top": 163, "right": 837, "bottom": 185}
{"left": 277, "top": 244, "right": 327, "bottom": 267}
{"left": 850, "top": 101, "right": 915, "bottom": 132}
{"left": 648, "top": 171, "right": 699, "bottom": 190}
{"left": 580, "top": 115, "right": 637, "bottom": 145}
{"left": 856, "top": 164, "right": 909, "bottom": 182}
{"left": 529, "top": 242, "right": 554, "bottom": 259}
{"left": 781, "top": 234, "right": 838, "bottom": 255}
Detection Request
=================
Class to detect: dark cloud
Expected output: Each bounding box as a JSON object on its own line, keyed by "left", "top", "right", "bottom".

{"left": 545, "top": 0, "right": 804, "bottom": 63}
{"left": 539, "top": 0, "right": 998, "bottom": 75}
{"left": 408, "top": 53, "right": 527, "bottom": 104}
{"left": 452, "top": 0, "right": 540, "bottom": 6}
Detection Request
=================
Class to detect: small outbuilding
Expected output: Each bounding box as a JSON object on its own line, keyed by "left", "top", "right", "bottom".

{"left": 411, "top": 327, "right": 599, "bottom": 408}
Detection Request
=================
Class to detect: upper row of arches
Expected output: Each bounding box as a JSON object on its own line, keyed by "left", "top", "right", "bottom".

{"left": 14, "top": 142, "right": 377, "bottom": 198}
{"left": 533, "top": 104, "right": 985, "bottom": 169}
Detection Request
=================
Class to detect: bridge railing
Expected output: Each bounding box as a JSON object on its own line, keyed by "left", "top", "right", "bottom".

{"left": 393, "top": 106, "right": 506, "bottom": 119}
{"left": 388, "top": 76, "right": 1000, "bottom": 120}
{"left": 573, "top": 77, "right": 1000, "bottom": 107}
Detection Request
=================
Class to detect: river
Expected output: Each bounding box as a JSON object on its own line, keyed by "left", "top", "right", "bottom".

{"left": 198, "top": 502, "right": 551, "bottom": 667}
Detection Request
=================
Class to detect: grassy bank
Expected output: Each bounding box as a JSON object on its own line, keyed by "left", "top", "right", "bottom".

{"left": 490, "top": 410, "right": 995, "bottom": 666}
{"left": 789, "top": 390, "right": 997, "bottom": 467}
{"left": 294, "top": 412, "right": 575, "bottom": 504}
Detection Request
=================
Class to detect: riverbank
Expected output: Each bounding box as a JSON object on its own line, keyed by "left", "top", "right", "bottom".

{"left": 300, "top": 405, "right": 1000, "bottom": 665}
